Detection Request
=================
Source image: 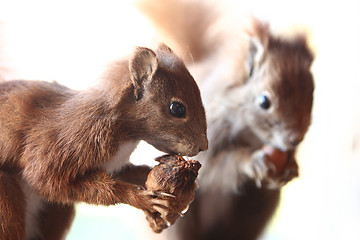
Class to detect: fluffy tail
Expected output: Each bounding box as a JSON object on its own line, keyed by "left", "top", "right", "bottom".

{"left": 135, "top": 0, "right": 221, "bottom": 63}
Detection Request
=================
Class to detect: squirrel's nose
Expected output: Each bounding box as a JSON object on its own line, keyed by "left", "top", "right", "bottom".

{"left": 199, "top": 136, "right": 208, "bottom": 152}
{"left": 289, "top": 135, "right": 303, "bottom": 148}
{"left": 290, "top": 139, "right": 300, "bottom": 147}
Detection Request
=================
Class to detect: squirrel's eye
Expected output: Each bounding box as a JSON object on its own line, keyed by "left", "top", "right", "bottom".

{"left": 170, "top": 102, "right": 186, "bottom": 118}
{"left": 258, "top": 95, "right": 271, "bottom": 110}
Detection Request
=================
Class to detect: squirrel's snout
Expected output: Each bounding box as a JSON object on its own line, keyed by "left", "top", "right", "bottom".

{"left": 198, "top": 136, "right": 208, "bottom": 152}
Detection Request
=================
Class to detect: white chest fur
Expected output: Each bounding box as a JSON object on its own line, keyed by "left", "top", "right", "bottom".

{"left": 102, "top": 140, "right": 140, "bottom": 174}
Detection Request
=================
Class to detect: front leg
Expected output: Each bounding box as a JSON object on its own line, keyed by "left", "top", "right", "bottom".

{"left": 23, "top": 165, "right": 172, "bottom": 223}
{"left": 113, "top": 164, "right": 151, "bottom": 187}
{"left": 114, "top": 181, "right": 172, "bottom": 217}
{"left": 112, "top": 165, "right": 175, "bottom": 222}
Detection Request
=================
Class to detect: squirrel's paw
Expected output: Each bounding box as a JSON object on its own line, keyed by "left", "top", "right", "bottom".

{"left": 144, "top": 210, "right": 169, "bottom": 233}
{"left": 244, "top": 150, "right": 276, "bottom": 188}
{"left": 136, "top": 189, "right": 174, "bottom": 218}
{"left": 274, "top": 157, "right": 299, "bottom": 186}
{"left": 136, "top": 189, "right": 176, "bottom": 233}
{"left": 245, "top": 150, "right": 298, "bottom": 189}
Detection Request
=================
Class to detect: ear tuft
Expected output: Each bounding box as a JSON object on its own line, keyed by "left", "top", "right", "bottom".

{"left": 157, "top": 43, "right": 173, "bottom": 53}
{"left": 245, "top": 16, "right": 269, "bottom": 50}
{"left": 293, "top": 34, "right": 314, "bottom": 69}
{"left": 129, "top": 47, "right": 159, "bottom": 100}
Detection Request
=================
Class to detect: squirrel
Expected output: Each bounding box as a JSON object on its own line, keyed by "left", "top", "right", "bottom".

{"left": 136, "top": 0, "right": 314, "bottom": 239}
{"left": 0, "top": 44, "right": 208, "bottom": 240}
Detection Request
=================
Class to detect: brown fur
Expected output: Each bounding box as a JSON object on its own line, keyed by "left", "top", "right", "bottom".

{"left": 0, "top": 44, "right": 208, "bottom": 239}
{"left": 137, "top": 1, "right": 314, "bottom": 239}
{"left": 38, "top": 203, "right": 75, "bottom": 240}
{"left": 0, "top": 171, "right": 26, "bottom": 240}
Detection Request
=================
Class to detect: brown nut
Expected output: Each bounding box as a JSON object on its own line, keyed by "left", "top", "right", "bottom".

{"left": 145, "top": 155, "right": 201, "bottom": 232}
{"left": 262, "top": 145, "right": 288, "bottom": 175}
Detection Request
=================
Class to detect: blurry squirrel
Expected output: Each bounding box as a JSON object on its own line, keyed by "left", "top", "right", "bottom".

{"left": 137, "top": 0, "right": 314, "bottom": 239}
{"left": 0, "top": 44, "right": 208, "bottom": 240}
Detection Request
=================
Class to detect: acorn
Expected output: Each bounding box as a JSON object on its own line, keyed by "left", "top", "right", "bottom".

{"left": 144, "top": 155, "right": 201, "bottom": 233}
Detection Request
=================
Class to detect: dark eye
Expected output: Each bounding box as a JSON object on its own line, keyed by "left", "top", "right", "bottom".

{"left": 170, "top": 102, "right": 186, "bottom": 118}
{"left": 258, "top": 95, "right": 271, "bottom": 110}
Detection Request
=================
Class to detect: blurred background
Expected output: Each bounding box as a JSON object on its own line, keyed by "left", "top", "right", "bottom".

{"left": 0, "top": 0, "right": 359, "bottom": 239}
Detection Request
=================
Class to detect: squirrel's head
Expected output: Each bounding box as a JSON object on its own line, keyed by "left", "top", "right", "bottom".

{"left": 127, "top": 44, "right": 208, "bottom": 156}
{"left": 242, "top": 22, "right": 314, "bottom": 151}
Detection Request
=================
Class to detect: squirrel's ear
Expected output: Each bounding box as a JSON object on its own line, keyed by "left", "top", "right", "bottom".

{"left": 129, "top": 47, "right": 159, "bottom": 100}
{"left": 246, "top": 37, "right": 264, "bottom": 79}
{"left": 293, "top": 34, "right": 314, "bottom": 69}
{"left": 245, "top": 16, "right": 268, "bottom": 65}
{"left": 249, "top": 37, "right": 265, "bottom": 63}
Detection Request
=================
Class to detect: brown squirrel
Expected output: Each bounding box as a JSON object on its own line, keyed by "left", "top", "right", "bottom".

{"left": 137, "top": 0, "right": 314, "bottom": 239}
{"left": 0, "top": 44, "right": 208, "bottom": 240}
